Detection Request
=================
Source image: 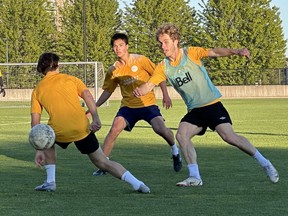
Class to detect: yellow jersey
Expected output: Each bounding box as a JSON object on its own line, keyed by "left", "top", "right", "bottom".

{"left": 103, "top": 54, "right": 157, "bottom": 108}
{"left": 31, "top": 72, "right": 90, "bottom": 142}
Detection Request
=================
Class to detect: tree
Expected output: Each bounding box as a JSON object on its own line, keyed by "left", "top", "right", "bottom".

{"left": 122, "top": 0, "right": 201, "bottom": 64}
{"left": 0, "top": 0, "right": 57, "bottom": 63}
{"left": 58, "top": 0, "right": 122, "bottom": 69}
{"left": 198, "top": 0, "right": 287, "bottom": 85}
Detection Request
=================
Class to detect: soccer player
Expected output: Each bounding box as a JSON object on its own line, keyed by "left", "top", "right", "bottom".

{"left": 0, "top": 70, "right": 6, "bottom": 97}
{"left": 92, "top": 32, "right": 182, "bottom": 176}
{"left": 31, "top": 52, "right": 150, "bottom": 193}
{"left": 133, "top": 23, "right": 279, "bottom": 186}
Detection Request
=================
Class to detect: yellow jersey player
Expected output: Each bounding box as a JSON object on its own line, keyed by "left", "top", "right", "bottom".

{"left": 31, "top": 52, "right": 150, "bottom": 193}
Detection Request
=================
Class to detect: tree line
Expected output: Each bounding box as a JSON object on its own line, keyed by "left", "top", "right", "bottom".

{"left": 0, "top": 0, "right": 286, "bottom": 86}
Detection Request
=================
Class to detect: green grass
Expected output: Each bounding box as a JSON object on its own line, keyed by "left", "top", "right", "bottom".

{"left": 1, "top": 98, "right": 288, "bottom": 216}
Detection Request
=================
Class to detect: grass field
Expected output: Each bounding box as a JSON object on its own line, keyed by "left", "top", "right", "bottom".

{"left": 0, "top": 98, "right": 288, "bottom": 216}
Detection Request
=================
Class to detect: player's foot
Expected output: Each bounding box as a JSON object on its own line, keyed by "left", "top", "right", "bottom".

{"left": 35, "top": 181, "right": 56, "bottom": 192}
{"left": 172, "top": 153, "right": 182, "bottom": 172}
{"left": 176, "top": 177, "right": 203, "bottom": 187}
{"left": 93, "top": 169, "right": 106, "bottom": 176}
{"left": 137, "top": 183, "right": 150, "bottom": 194}
{"left": 263, "top": 160, "right": 279, "bottom": 183}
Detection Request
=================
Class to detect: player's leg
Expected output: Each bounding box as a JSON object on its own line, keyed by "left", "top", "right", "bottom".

{"left": 35, "top": 145, "right": 57, "bottom": 192}
{"left": 150, "top": 116, "right": 182, "bottom": 172}
{"left": 93, "top": 116, "right": 127, "bottom": 176}
{"left": 175, "top": 122, "right": 203, "bottom": 187}
{"left": 76, "top": 132, "right": 150, "bottom": 193}
{"left": 89, "top": 148, "right": 150, "bottom": 193}
{"left": 216, "top": 123, "right": 279, "bottom": 183}
{"left": 102, "top": 116, "right": 127, "bottom": 156}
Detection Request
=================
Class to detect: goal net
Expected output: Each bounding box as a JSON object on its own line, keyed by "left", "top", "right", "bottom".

{"left": 0, "top": 62, "right": 105, "bottom": 105}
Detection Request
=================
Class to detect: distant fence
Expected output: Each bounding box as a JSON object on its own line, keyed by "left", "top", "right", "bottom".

{"left": 1, "top": 85, "right": 288, "bottom": 102}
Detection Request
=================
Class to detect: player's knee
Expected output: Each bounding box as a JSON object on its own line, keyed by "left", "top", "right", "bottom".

{"left": 175, "top": 132, "right": 184, "bottom": 143}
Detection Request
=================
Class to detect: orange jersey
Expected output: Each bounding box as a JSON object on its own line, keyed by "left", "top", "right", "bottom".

{"left": 150, "top": 47, "right": 209, "bottom": 85}
{"left": 31, "top": 72, "right": 90, "bottom": 142}
{"left": 103, "top": 54, "right": 157, "bottom": 108}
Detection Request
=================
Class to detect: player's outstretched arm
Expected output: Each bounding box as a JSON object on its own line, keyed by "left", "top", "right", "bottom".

{"left": 208, "top": 48, "right": 250, "bottom": 59}
{"left": 96, "top": 90, "right": 112, "bottom": 107}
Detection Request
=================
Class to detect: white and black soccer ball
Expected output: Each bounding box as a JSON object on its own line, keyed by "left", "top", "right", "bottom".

{"left": 29, "top": 124, "right": 55, "bottom": 150}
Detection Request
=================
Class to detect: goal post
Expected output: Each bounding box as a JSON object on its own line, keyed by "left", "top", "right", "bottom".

{"left": 0, "top": 61, "right": 105, "bottom": 103}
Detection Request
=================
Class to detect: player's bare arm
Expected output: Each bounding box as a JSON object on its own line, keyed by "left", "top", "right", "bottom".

{"left": 133, "top": 82, "right": 156, "bottom": 98}
{"left": 81, "top": 89, "right": 101, "bottom": 132}
{"left": 208, "top": 48, "right": 250, "bottom": 59}
{"left": 158, "top": 81, "right": 172, "bottom": 109}
{"left": 96, "top": 90, "right": 112, "bottom": 107}
{"left": 31, "top": 113, "right": 41, "bottom": 127}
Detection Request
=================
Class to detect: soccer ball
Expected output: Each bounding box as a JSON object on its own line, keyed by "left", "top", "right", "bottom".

{"left": 29, "top": 124, "right": 55, "bottom": 150}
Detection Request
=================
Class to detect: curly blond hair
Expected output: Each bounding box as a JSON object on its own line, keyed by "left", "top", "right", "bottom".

{"left": 156, "top": 23, "right": 180, "bottom": 46}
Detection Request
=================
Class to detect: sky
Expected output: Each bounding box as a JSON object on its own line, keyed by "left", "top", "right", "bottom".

{"left": 118, "top": 0, "right": 288, "bottom": 56}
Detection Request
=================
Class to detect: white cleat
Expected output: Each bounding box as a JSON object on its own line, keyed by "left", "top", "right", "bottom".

{"left": 176, "top": 177, "right": 203, "bottom": 187}
{"left": 264, "top": 160, "right": 279, "bottom": 183}
{"left": 137, "top": 183, "right": 150, "bottom": 193}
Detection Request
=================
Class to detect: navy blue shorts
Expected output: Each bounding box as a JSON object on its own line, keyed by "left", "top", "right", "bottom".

{"left": 56, "top": 132, "right": 99, "bottom": 154}
{"left": 116, "top": 105, "right": 162, "bottom": 131}
{"left": 181, "top": 101, "right": 232, "bottom": 135}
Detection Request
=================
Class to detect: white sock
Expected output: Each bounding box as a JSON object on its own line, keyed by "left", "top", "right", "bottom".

{"left": 121, "top": 171, "right": 142, "bottom": 190}
{"left": 187, "top": 163, "right": 201, "bottom": 180}
{"left": 171, "top": 143, "right": 179, "bottom": 156}
{"left": 45, "top": 164, "right": 56, "bottom": 183}
{"left": 253, "top": 150, "right": 269, "bottom": 167}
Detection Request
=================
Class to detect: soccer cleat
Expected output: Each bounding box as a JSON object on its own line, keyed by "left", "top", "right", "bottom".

{"left": 137, "top": 183, "right": 150, "bottom": 194}
{"left": 35, "top": 181, "right": 56, "bottom": 192}
{"left": 92, "top": 169, "right": 106, "bottom": 176}
{"left": 172, "top": 154, "right": 182, "bottom": 172}
{"left": 176, "top": 177, "right": 203, "bottom": 187}
{"left": 263, "top": 160, "right": 279, "bottom": 183}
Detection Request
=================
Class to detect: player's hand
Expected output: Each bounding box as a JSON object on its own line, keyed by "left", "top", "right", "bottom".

{"left": 133, "top": 87, "right": 141, "bottom": 98}
{"left": 239, "top": 48, "right": 250, "bottom": 59}
{"left": 35, "top": 150, "right": 45, "bottom": 168}
{"left": 90, "top": 118, "right": 101, "bottom": 132}
{"left": 162, "top": 96, "right": 172, "bottom": 109}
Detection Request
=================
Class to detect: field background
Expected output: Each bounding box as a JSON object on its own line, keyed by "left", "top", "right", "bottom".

{"left": 0, "top": 98, "right": 288, "bottom": 216}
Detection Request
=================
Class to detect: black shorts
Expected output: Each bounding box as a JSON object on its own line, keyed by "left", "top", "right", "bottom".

{"left": 181, "top": 101, "right": 232, "bottom": 135}
{"left": 56, "top": 132, "right": 99, "bottom": 154}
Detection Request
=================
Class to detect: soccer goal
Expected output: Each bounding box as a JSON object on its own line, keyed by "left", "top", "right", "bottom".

{"left": 0, "top": 61, "right": 105, "bottom": 103}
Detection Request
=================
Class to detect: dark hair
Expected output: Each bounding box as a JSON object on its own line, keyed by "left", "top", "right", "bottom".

{"left": 36, "top": 52, "right": 59, "bottom": 75}
{"left": 110, "top": 33, "right": 128, "bottom": 47}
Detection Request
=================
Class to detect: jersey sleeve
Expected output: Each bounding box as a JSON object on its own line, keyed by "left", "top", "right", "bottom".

{"left": 148, "top": 61, "right": 167, "bottom": 85}
{"left": 102, "top": 66, "right": 118, "bottom": 93}
{"left": 73, "top": 76, "right": 88, "bottom": 96}
{"left": 141, "top": 56, "right": 155, "bottom": 76}
{"left": 30, "top": 89, "right": 43, "bottom": 114}
{"left": 187, "top": 47, "right": 209, "bottom": 66}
